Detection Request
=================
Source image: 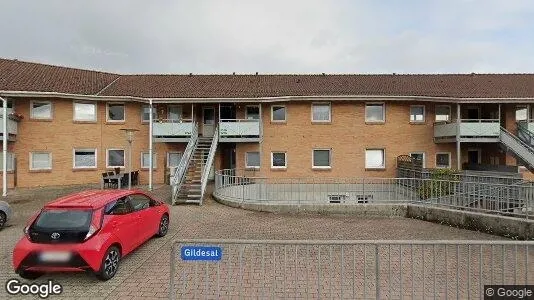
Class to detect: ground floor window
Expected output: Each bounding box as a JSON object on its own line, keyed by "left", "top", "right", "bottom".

{"left": 436, "top": 152, "right": 451, "bottom": 168}
{"left": 271, "top": 152, "right": 287, "bottom": 168}
{"left": 312, "top": 149, "right": 331, "bottom": 168}
{"left": 0, "top": 152, "right": 15, "bottom": 171}
{"left": 167, "top": 152, "right": 182, "bottom": 168}
{"left": 141, "top": 152, "right": 157, "bottom": 169}
{"left": 365, "top": 149, "right": 385, "bottom": 169}
{"left": 246, "top": 152, "right": 260, "bottom": 168}
{"left": 409, "top": 152, "right": 425, "bottom": 168}
{"left": 30, "top": 152, "right": 52, "bottom": 170}
{"left": 107, "top": 149, "right": 125, "bottom": 168}
{"left": 73, "top": 149, "right": 96, "bottom": 168}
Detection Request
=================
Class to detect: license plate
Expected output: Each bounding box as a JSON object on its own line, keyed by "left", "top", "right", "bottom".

{"left": 39, "top": 251, "right": 71, "bottom": 262}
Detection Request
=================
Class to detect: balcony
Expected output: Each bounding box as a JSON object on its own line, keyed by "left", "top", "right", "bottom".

{"left": 0, "top": 116, "right": 18, "bottom": 141}
{"left": 153, "top": 120, "right": 194, "bottom": 142}
{"left": 219, "top": 119, "right": 261, "bottom": 142}
{"left": 434, "top": 119, "right": 500, "bottom": 143}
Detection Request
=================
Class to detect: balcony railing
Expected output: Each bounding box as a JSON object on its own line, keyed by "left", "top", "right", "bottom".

{"left": 434, "top": 119, "right": 500, "bottom": 140}
{"left": 153, "top": 119, "right": 193, "bottom": 141}
{"left": 219, "top": 119, "right": 261, "bottom": 142}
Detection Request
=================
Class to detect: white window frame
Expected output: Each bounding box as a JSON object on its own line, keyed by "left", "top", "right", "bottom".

{"left": 245, "top": 151, "right": 261, "bottom": 169}
{"left": 311, "top": 102, "right": 331, "bottom": 122}
{"left": 167, "top": 105, "right": 183, "bottom": 121}
{"left": 435, "top": 105, "right": 451, "bottom": 122}
{"left": 73, "top": 101, "right": 97, "bottom": 122}
{"left": 312, "top": 149, "right": 332, "bottom": 169}
{"left": 435, "top": 152, "right": 451, "bottom": 169}
{"left": 271, "top": 152, "right": 287, "bottom": 169}
{"left": 409, "top": 152, "right": 426, "bottom": 168}
{"left": 271, "top": 105, "right": 287, "bottom": 122}
{"left": 245, "top": 105, "right": 261, "bottom": 120}
{"left": 141, "top": 152, "right": 157, "bottom": 169}
{"left": 0, "top": 152, "right": 15, "bottom": 171}
{"left": 106, "top": 102, "right": 126, "bottom": 122}
{"left": 106, "top": 149, "right": 125, "bottom": 168}
{"left": 365, "top": 148, "right": 385, "bottom": 169}
{"left": 410, "top": 105, "right": 425, "bottom": 123}
{"left": 72, "top": 148, "right": 97, "bottom": 169}
{"left": 166, "top": 152, "right": 183, "bottom": 168}
{"left": 141, "top": 105, "right": 157, "bottom": 123}
{"left": 29, "top": 152, "right": 52, "bottom": 171}
{"left": 365, "top": 103, "right": 385, "bottom": 123}
{"left": 30, "top": 100, "right": 53, "bottom": 120}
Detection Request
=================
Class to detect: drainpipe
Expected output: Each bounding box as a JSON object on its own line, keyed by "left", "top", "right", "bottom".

{"left": 456, "top": 103, "right": 461, "bottom": 170}
{"left": 148, "top": 99, "right": 153, "bottom": 191}
{"left": 0, "top": 96, "right": 7, "bottom": 196}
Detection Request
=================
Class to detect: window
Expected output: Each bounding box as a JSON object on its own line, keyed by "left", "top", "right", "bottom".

{"left": 271, "top": 152, "right": 287, "bottom": 168}
{"left": 129, "top": 194, "right": 152, "bottom": 211}
{"left": 246, "top": 106, "right": 260, "bottom": 120}
{"left": 436, "top": 153, "right": 451, "bottom": 168}
{"left": 365, "top": 149, "right": 385, "bottom": 169}
{"left": 141, "top": 152, "right": 157, "bottom": 169}
{"left": 105, "top": 198, "right": 132, "bottom": 215}
{"left": 271, "top": 105, "right": 286, "bottom": 122}
{"left": 74, "top": 102, "right": 97, "bottom": 121}
{"left": 435, "top": 105, "right": 451, "bottom": 122}
{"left": 516, "top": 105, "right": 528, "bottom": 121}
{"left": 410, "top": 105, "right": 425, "bottom": 122}
{"left": 0, "top": 152, "right": 15, "bottom": 171}
{"left": 409, "top": 152, "right": 425, "bottom": 168}
{"left": 246, "top": 152, "right": 260, "bottom": 168}
{"left": 30, "top": 152, "right": 52, "bottom": 170}
{"left": 167, "top": 105, "right": 182, "bottom": 121}
{"left": 167, "top": 152, "right": 182, "bottom": 168}
{"left": 141, "top": 105, "right": 157, "bottom": 122}
{"left": 107, "top": 149, "right": 125, "bottom": 168}
{"left": 365, "top": 103, "right": 385, "bottom": 122}
{"left": 312, "top": 103, "right": 331, "bottom": 122}
{"left": 313, "top": 149, "right": 331, "bottom": 168}
{"left": 490, "top": 156, "right": 500, "bottom": 165}
{"left": 107, "top": 103, "right": 125, "bottom": 122}
{"left": 73, "top": 149, "right": 97, "bottom": 168}
{"left": 30, "top": 101, "right": 52, "bottom": 119}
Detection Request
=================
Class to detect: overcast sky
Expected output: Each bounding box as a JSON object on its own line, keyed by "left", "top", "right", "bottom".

{"left": 1, "top": 0, "right": 533, "bottom": 74}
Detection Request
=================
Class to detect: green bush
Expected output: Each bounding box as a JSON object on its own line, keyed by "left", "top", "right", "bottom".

{"left": 418, "top": 169, "right": 459, "bottom": 200}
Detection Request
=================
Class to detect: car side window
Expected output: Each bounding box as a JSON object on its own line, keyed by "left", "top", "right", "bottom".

{"left": 129, "top": 194, "right": 151, "bottom": 212}
{"left": 105, "top": 197, "right": 132, "bottom": 215}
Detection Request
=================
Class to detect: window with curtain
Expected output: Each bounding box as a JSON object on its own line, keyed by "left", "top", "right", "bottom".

{"left": 365, "top": 149, "right": 385, "bottom": 168}
{"left": 312, "top": 103, "right": 331, "bottom": 122}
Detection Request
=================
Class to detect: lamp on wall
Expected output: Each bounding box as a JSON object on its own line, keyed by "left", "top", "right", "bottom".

{"left": 120, "top": 128, "right": 139, "bottom": 189}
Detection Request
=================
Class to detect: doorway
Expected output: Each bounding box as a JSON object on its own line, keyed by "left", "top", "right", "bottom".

{"left": 202, "top": 107, "right": 215, "bottom": 136}
{"left": 466, "top": 107, "right": 480, "bottom": 120}
{"left": 467, "top": 149, "right": 481, "bottom": 165}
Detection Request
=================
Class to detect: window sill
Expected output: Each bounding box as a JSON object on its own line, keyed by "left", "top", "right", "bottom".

{"left": 30, "top": 118, "right": 53, "bottom": 122}
{"left": 271, "top": 167, "right": 287, "bottom": 171}
{"left": 140, "top": 168, "right": 158, "bottom": 171}
{"left": 73, "top": 120, "right": 97, "bottom": 124}
{"left": 107, "top": 167, "right": 125, "bottom": 170}
{"left": 409, "top": 121, "right": 426, "bottom": 125}
{"left": 0, "top": 170, "right": 14, "bottom": 174}
{"left": 245, "top": 167, "right": 260, "bottom": 170}
{"left": 72, "top": 167, "right": 97, "bottom": 171}
{"left": 29, "top": 169, "right": 52, "bottom": 173}
{"left": 271, "top": 121, "right": 287, "bottom": 124}
{"left": 312, "top": 167, "right": 331, "bottom": 171}
{"left": 365, "top": 167, "right": 386, "bottom": 171}
{"left": 311, "top": 121, "right": 331, "bottom": 125}
{"left": 106, "top": 121, "right": 126, "bottom": 125}
{"left": 365, "top": 121, "right": 385, "bottom": 125}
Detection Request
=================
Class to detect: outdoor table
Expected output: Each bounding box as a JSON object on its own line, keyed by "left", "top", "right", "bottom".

{"left": 101, "top": 174, "right": 123, "bottom": 189}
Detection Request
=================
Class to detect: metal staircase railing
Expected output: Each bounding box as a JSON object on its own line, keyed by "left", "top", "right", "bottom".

{"left": 199, "top": 125, "right": 218, "bottom": 205}
{"left": 171, "top": 122, "right": 198, "bottom": 204}
{"left": 516, "top": 121, "right": 534, "bottom": 147}
{"left": 500, "top": 126, "right": 534, "bottom": 169}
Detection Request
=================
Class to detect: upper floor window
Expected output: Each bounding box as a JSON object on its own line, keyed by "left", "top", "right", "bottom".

{"left": 365, "top": 103, "right": 385, "bottom": 122}
{"left": 246, "top": 106, "right": 260, "bottom": 120}
{"left": 271, "top": 105, "right": 286, "bottom": 122}
{"left": 167, "top": 105, "right": 182, "bottom": 121}
{"left": 30, "top": 152, "right": 52, "bottom": 170}
{"left": 410, "top": 105, "right": 425, "bottom": 122}
{"left": 516, "top": 105, "right": 528, "bottom": 121}
{"left": 73, "top": 149, "right": 97, "bottom": 168}
{"left": 435, "top": 105, "right": 451, "bottom": 122}
{"left": 312, "top": 103, "right": 331, "bottom": 122}
{"left": 107, "top": 103, "right": 125, "bottom": 122}
{"left": 141, "top": 105, "right": 157, "bottom": 123}
{"left": 30, "top": 101, "right": 52, "bottom": 120}
{"left": 74, "top": 102, "right": 97, "bottom": 122}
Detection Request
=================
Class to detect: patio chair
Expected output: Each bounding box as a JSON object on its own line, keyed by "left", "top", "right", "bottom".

{"left": 114, "top": 167, "right": 121, "bottom": 175}
{"left": 133, "top": 171, "right": 139, "bottom": 185}
{"left": 101, "top": 173, "right": 111, "bottom": 188}
{"left": 120, "top": 173, "right": 129, "bottom": 188}
{"left": 107, "top": 171, "right": 114, "bottom": 176}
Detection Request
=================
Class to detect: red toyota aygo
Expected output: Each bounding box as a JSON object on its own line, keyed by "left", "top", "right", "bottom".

{"left": 13, "top": 190, "right": 170, "bottom": 280}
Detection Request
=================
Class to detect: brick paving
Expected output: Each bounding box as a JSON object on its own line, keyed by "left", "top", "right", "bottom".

{"left": 0, "top": 184, "right": 529, "bottom": 299}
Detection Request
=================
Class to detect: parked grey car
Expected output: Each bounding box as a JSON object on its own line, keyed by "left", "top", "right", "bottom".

{"left": 0, "top": 200, "right": 12, "bottom": 229}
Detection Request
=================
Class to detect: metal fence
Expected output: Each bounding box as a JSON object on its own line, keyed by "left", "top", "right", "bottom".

{"left": 169, "top": 239, "right": 534, "bottom": 299}
{"left": 214, "top": 169, "right": 534, "bottom": 219}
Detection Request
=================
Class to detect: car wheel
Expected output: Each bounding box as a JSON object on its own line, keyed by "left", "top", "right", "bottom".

{"left": 96, "top": 246, "right": 120, "bottom": 281}
{"left": 18, "top": 269, "right": 44, "bottom": 280}
{"left": 0, "top": 211, "right": 6, "bottom": 229}
{"left": 156, "top": 214, "right": 169, "bottom": 237}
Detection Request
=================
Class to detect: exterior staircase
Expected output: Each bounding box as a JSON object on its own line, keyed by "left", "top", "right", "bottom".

{"left": 500, "top": 126, "right": 534, "bottom": 172}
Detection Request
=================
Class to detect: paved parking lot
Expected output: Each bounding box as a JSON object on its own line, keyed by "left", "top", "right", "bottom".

{"left": 0, "top": 184, "right": 510, "bottom": 299}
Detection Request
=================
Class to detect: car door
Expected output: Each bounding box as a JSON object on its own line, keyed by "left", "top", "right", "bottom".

{"left": 104, "top": 197, "right": 138, "bottom": 255}
{"left": 128, "top": 194, "right": 160, "bottom": 245}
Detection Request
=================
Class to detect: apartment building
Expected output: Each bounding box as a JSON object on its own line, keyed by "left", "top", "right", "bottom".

{"left": 1, "top": 58, "right": 534, "bottom": 202}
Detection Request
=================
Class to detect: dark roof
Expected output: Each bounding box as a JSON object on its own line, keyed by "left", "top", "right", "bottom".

{"left": 2, "top": 58, "right": 534, "bottom": 99}
{"left": 0, "top": 58, "right": 119, "bottom": 95}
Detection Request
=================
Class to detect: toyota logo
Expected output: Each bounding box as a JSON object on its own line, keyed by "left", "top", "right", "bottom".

{"left": 50, "top": 232, "right": 60, "bottom": 239}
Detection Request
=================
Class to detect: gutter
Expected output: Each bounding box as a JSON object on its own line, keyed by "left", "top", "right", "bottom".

{"left": 0, "top": 96, "right": 7, "bottom": 196}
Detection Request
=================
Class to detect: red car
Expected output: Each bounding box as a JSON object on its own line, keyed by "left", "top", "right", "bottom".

{"left": 13, "top": 189, "right": 170, "bottom": 280}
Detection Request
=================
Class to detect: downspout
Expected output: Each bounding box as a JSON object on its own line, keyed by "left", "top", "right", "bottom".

{"left": 148, "top": 99, "right": 153, "bottom": 191}
{"left": 0, "top": 96, "right": 7, "bottom": 196}
{"left": 456, "top": 104, "right": 461, "bottom": 170}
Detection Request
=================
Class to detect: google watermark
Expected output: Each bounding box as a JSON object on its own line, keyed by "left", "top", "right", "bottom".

{"left": 485, "top": 285, "right": 534, "bottom": 299}
{"left": 5, "top": 279, "right": 63, "bottom": 299}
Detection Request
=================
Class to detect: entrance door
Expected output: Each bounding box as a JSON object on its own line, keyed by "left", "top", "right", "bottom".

{"left": 202, "top": 107, "right": 215, "bottom": 136}
{"left": 467, "top": 149, "right": 481, "bottom": 165}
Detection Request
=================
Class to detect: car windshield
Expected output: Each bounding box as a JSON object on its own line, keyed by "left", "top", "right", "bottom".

{"left": 33, "top": 209, "right": 92, "bottom": 230}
